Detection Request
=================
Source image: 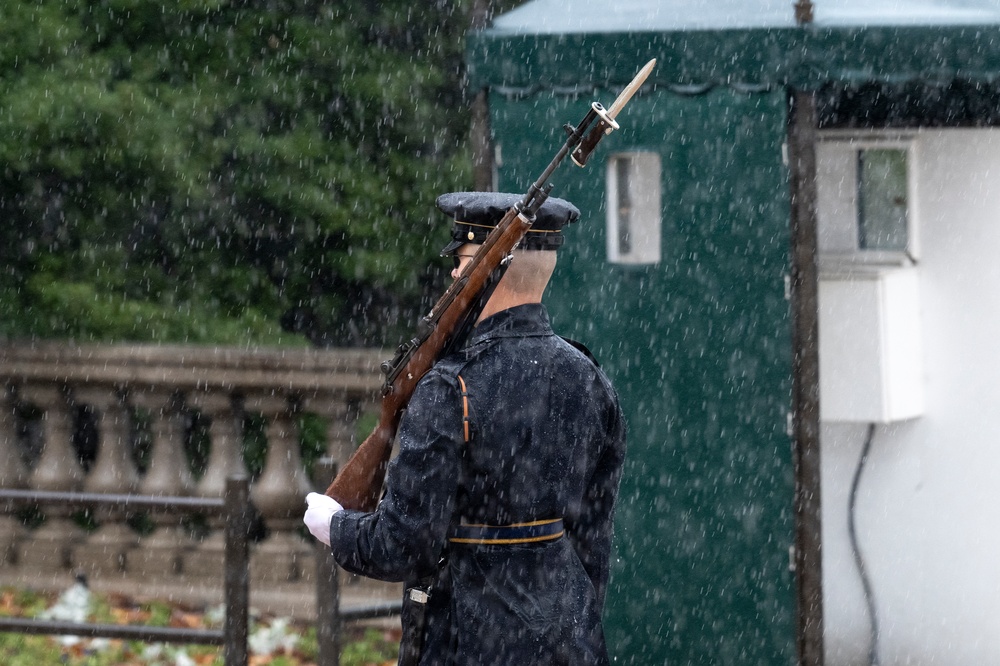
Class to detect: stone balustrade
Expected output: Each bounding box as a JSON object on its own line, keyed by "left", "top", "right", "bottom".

{"left": 0, "top": 341, "right": 400, "bottom": 617}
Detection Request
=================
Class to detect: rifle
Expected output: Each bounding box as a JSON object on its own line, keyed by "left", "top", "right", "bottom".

{"left": 325, "top": 59, "right": 656, "bottom": 511}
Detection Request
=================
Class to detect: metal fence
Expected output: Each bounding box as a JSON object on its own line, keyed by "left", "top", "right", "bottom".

{"left": 0, "top": 470, "right": 401, "bottom": 666}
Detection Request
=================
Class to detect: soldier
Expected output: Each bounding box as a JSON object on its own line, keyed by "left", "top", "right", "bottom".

{"left": 305, "top": 191, "right": 627, "bottom": 665}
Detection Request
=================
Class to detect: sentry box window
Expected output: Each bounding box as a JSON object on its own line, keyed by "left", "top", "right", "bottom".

{"left": 816, "top": 135, "right": 917, "bottom": 266}
{"left": 858, "top": 148, "right": 909, "bottom": 252}
{"left": 606, "top": 151, "right": 662, "bottom": 265}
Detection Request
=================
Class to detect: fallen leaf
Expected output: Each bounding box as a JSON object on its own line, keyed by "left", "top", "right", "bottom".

{"left": 0, "top": 591, "right": 18, "bottom": 614}
{"left": 110, "top": 606, "right": 151, "bottom": 624}
{"left": 170, "top": 609, "right": 207, "bottom": 629}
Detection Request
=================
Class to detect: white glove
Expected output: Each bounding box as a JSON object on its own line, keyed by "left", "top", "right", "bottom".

{"left": 303, "top": 492, "right": 343, "bottom": 547}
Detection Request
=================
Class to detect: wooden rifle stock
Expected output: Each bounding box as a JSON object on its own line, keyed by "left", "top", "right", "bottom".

{"left": 324, "top": 59, "right": 655, "bottom": 511}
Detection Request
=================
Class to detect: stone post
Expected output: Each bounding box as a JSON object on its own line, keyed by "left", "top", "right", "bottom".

{"left": 0, "top": 386, "right": 28, "bottom": 566}
{"left": 131, "top": 387, "right": 194, "bottom": 578}
{"left": 19, "top": 383, "right": 85, "bottom": 573}
{"left": 73, "top": 385, "right": 140, "bottom": 578}
{"left": 247, "top": 392, "right": 312, "bottom": 586}
{"left": 185, "top": 389, "right": 248, "bottom": 578}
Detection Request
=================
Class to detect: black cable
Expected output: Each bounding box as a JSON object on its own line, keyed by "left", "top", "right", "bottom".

{"left": 848, "top": 423, "right": 880, "bottom": 666}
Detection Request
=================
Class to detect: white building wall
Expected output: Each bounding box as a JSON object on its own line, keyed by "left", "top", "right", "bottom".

{"left": 822, "top": 129, "right": 1000, "bottom": 665}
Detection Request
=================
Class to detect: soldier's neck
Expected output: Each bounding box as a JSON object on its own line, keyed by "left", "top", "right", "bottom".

{"left": 476, "top": 289, "right": 544, "bottom": 324}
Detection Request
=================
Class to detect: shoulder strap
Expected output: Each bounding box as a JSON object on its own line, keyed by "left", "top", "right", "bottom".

{"left": 457, "top": 374, "right": 472, "bottom": 443}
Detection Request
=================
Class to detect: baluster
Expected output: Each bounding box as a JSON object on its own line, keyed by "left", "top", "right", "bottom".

{"left": 184, "top": 389, "right": 248, "bottom": 578}
{"left": 247, "top": 392, "right": 311, "bottom": 587}
{"left": 17, "top": 383, "right": 85, "bottom": 573}
{"left": 0, "top": 385, "right": 28, "bottom": 489}
{"left": 191, "top": 391, "right": 248, "bottom": 500}
{"left": 73, "top": 385, "right": 140, "bottom": 577}
{"left": 130, "top": 387, "right": 194, "bottom": 578}
{"left": 0, "top": 385, "right": 28, "bottom": 567}
{"left": 304, "top": 393, "right": 362, "bottom": 473}
{"left": 297, "top": 392, "right": 361, "bottom": 586}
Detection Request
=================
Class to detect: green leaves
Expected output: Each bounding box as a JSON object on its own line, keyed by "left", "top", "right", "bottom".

{"left": 0, "top": 0, "right": 478, "bottom": 346}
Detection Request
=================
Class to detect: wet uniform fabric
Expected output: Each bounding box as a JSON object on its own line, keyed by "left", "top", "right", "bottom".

{"left": 329, "top": 303, "right": 626, "bottom": 665}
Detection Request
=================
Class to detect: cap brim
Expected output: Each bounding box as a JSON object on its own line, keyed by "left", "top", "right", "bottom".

{"left": 439, "top": 239, "right": 464, "bottom": 256}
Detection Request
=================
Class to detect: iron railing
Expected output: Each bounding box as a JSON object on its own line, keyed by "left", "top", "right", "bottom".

{"left": 0, "top": 475, "right": 252, "bottom": 664}
{"left": 0, "top": 471, "right": 402, "bottom": 665}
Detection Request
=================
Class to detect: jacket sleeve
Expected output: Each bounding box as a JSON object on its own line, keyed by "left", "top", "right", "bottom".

{"left": 568, "top": 382, "right": 627, "bottom": 608}
{"left": 328, "top": 370, "right": 464, "bottom": 582}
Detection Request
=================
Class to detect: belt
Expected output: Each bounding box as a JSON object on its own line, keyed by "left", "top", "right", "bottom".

{"left": 448, "top": 518, "right": 565, "bottom": 545}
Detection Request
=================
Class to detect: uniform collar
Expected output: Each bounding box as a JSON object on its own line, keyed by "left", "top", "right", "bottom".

{"left": 466, "top": 303, "right": 553, "bottom": 347}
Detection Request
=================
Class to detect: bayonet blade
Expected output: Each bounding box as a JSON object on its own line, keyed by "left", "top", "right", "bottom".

{"left": 607, "top": 58, "right": 656, "bottom": 120}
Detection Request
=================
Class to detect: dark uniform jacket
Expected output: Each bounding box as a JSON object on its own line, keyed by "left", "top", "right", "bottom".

{"left": 329, "top": 303, "right": 626, "bottom": 665}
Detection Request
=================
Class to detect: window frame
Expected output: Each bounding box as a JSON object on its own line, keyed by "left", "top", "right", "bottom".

{"left": 815, "top": 132, "right": 919, "bottom": 271}
{"left": 605, "top": 150, "right": 662, "bottom": 266}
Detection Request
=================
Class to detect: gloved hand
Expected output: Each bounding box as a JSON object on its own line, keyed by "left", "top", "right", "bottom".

{"left": 303, "top": 492, "right": 343, "bottom": 547}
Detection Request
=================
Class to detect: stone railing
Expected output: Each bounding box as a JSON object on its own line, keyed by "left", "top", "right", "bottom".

{"left": 0, "top": 341, "right": 399, "bottom": 617}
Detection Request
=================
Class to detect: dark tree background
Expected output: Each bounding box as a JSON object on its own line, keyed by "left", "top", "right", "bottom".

{"left": 0, "top": 0, "right": 510, "bottom": 347}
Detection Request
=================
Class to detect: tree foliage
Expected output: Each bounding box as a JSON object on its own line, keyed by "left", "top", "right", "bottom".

{"left": 0, "top": 0, "right": 480, "bottom": 346}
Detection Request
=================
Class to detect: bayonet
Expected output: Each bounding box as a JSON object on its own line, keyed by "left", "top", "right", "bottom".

{"left": 607, "top": 58, "right": 656, "bottom": 120}
{"left": 572, "top": 58, "right": 657, "bottom": 167}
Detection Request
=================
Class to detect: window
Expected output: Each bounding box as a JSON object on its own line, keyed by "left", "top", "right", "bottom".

{"left": 606, "top": 151, "right": 661, "bottom": 265}
{"left": 857, "top": 148, "right": 909, "bottom": 252}
{"left": 816, "top": 135, "right": 917, "bottom": 266}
